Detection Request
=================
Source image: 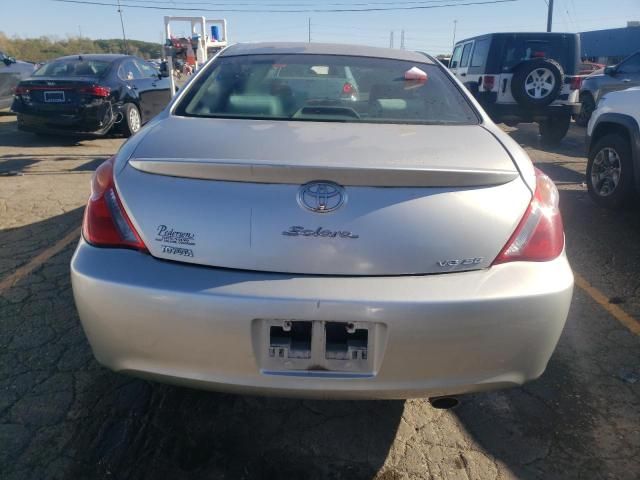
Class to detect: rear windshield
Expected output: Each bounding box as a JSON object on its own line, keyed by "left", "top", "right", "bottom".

{"left": 175, "top": 54, "right": 478, "bottom": 125}
{"left": 33, "top": 59, "right": 111, "bottom": 77}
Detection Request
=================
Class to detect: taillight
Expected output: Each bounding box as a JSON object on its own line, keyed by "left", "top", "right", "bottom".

{"left": 79, "top": 85, "right": 111, "bottom": 97}
{"left": 483, "top": 75, "right": 495, "bottom": 91}
{"left": 342, "top": 82, "right": 356, "bottom": 95}
{"left": 493, "top": 169, "right": 564, "bottom": 264}
{"left": 82, "top": 157, "right": 147, "bottom": 250}
{"left": 569, "top": 76, "right": 583, "bottom": 90}
{"left": 14, "top": 85, "right": 29, "bottom": 95}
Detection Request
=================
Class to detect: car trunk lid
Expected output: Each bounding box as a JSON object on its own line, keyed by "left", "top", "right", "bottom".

{"left": 115, "top": 116, "right": 531, "bottom": 275}
{"left": 14, "top": 77, "right": 106, "bottom": 111}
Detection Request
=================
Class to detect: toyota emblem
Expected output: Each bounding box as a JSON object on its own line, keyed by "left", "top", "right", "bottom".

{"left": 297, "top": 181, "right": 346, "bottom": 213}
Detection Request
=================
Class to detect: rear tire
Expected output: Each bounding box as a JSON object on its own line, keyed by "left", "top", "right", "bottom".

{"left": 120, "top": 103, "right": 141, "bottom": 137}
{"left": 586, "top": 133, "right": 635, "bottom": 210}
{"left": 575, "top": 93, "right": 595, "bottom": 127}
{"left": 539, "top": 114, "right": 571, "bottom": 146}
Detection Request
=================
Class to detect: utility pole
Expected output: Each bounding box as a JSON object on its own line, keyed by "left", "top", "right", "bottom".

{"left": 400, "top": 29, "right": 405, "bottom": 50}
{"left": 117, "top": 0, "right": 129, "bottom": 54}
{"left": 389, "top": 31, "right": 394, "bottom": 48}
{"left": 451, "top": 20, "right": 458, "bottom": 52}
{"left": 308, "top": 18, "right": 311, "bottom": 43}
{"left": 546, "top": 0, "right": 554, "bottom": 32}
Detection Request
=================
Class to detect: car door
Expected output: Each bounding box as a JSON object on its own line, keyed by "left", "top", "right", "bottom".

{"left": 134, "top": 59, "right": 171, "bottom": 119}
{"left": 603, "top": 53, "right": 640, "bottom": 98}
{"left": 0, "top": 53, "right": 17, "bottom": 108}
{"left": 452, "top": 41, "right": 474, "bottom": 84}
{"left": 118, "top": 58, "right": 155, "bottom": 122}
{"left": 449, "top": 42, "right": 467, "bottom": 80}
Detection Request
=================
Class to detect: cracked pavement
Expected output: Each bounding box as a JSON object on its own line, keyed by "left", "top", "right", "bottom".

{"left": 1, "top": 112, "right": 639, "bottom": 479}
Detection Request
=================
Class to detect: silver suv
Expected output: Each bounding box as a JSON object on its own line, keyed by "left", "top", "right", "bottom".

{"left": 0, "top": 52, "right": 36, "bottom": 109}
{"left": 577, "top": 50, "right": 640, "bottom": 126}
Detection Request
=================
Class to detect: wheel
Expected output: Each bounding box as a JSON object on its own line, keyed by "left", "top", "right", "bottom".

{"left": 575, "top": 93, "right": 595, "bottom": 127}
{"left": 586, "top": 133, "right": 635, "bottom": 209}
{"left": 511, "top": 58, "right": 564, "bottom": 108}
{"left": 539, "top": 114, "right": 571, "bottom": 145}
{"left": 120, "top": 103, "right": 141, "bottom": 137}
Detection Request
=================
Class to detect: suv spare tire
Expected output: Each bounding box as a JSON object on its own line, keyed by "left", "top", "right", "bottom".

{"left": 511, "top": 58, "right": 564, "bottom": 108}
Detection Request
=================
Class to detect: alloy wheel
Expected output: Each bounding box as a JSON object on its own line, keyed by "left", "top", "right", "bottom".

{"left": 129, "top": 108, "right": 141, "bottom": 133}
{"left": 591, "top": 147, "right": 622, "bottom": 197}
{"left": 524, "top": 68, "right": 556, "bottom": 99}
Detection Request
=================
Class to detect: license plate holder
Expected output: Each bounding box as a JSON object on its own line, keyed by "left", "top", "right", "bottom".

{"left": 44, "top": 91, "right": 65, "bottom": 103}
{"left": 254, "top": 319, "right": 385, "bottom": 376}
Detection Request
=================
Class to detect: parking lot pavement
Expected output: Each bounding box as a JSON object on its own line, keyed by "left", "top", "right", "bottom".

{"left": 1, "top": 114, "right": 639, "bottom": 480}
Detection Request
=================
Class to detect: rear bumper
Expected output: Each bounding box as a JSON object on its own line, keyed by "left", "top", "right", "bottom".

{"left": 71, "top": 240, "right": 574, "bottom": 399}
{"left": 13, "top": 102, "right": 115, "bottom": 135}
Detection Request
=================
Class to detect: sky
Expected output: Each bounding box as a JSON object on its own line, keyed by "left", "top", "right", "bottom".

{"left": 1, "top": 0, "right": 639, "bottom": 55}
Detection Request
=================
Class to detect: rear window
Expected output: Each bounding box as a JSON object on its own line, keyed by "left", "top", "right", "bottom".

{"left": 33, "top": 59, "right": 111, "bottom": 77}
{"left": 175, "top": 54, "right": 478, "bottom": 125}
{"left": 502, "top": 37, "right": 577, "bottom": 73}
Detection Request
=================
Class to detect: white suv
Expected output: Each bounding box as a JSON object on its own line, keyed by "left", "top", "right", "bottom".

{"left": 586, "top": 87, "right": 640, "bottom": 209}
{"left": 450, "top": 33, "right": 582, "bottom": 145}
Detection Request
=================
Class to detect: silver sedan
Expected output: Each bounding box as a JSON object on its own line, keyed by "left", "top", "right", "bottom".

{"left": 71, "top": 43, "right": 573, "bottom": 399}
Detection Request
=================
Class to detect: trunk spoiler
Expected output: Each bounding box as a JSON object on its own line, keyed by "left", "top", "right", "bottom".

{"left": 128, "top": 158, "right": 519, "bottom": 187}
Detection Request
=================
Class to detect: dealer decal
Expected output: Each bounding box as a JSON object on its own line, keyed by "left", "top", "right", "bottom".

{"left": 161, "top": 245, "right": 194, "bottom": 257}
{"left": 155, "top": 225, "right": 196, "bottom": 246}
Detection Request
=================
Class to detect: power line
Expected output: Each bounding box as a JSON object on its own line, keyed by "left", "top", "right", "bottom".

{"left": 52, "top": 0, "right": 519, "bottom": 13}
{"left": 111, "top": 0, "right": 489, "bottom": 5}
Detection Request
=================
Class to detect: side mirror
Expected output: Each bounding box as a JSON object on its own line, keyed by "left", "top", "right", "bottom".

{"left": 450, "top": 61, "right": 458, "bottom": 69}
{"left": 2, "top": 57, "right": 16, "bottom": 66}
{"left": 159, "top": 61, "right": 169, "bottom": 78}
{"left": 604, "top": 65, "right": 616, "bottom": 76}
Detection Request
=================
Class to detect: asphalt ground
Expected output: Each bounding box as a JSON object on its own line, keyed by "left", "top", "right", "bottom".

{"left": 1, "top": 112, "right": 639, "bottom": 480}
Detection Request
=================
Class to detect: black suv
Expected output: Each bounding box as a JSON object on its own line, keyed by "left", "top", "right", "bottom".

{"left": 450, "top": 32, "right": 582, "bottom": 144}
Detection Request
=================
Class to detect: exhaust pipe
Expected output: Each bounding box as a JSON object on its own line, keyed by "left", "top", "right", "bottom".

{"left": 429, "top": 396, "right": 459, "bottom": 410}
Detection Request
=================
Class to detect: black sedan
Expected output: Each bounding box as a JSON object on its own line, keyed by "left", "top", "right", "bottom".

{"left": 11, "top": 54, "right": 171, "bottom": 136}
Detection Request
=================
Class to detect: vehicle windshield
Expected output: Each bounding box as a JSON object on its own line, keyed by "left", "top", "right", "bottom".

{"left": 33, "top": 59, "right": 111, "bottom": 77}
{"left": 175, "top": 54, "right": 478, "bottom": 125}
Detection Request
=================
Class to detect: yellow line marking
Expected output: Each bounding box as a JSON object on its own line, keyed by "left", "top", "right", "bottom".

{"left": 0, "top": 226, "right": 81, "bottom": 295}
{"left": 574, "top": 272, "right": 640, "bottom": 336}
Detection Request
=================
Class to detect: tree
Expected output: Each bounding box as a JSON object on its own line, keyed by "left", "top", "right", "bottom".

{"left": 0, "top": 32, "right": 161, "bottom": 62}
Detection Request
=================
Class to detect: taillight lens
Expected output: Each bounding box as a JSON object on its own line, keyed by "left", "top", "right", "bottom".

{"left": 14, "top": 85, "right": 29, "bottom": 95}
{"left": 342, "top": 82, "right": 357, "bottom": 96}
{"left": 79, "top": 85, "right": 111, "bottom": 97}
{"left": 483, "top": 75, "right": 495, "bottom": 91}
{"left": 493, "top": 169, "right": 564, "bottom": 264}
{"left": 82, "top": 157, "right": 147, "bottom": 250}
{"left": 570, "top": 76, "right": 583, "bottom": 90}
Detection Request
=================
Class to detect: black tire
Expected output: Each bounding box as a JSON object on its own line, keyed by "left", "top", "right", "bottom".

{"left": 575, "top": 92, "right": 595, "bottom": 127}
{"left": 119, "top": 103, "right": 142, "bottom": 137}
{"left": 539, "top": 114, "right": 571, "bottom": 145}
{"left": 586, "top": 133, "right": 635, "bottom": 210}
{"left": 511, "top": 58, "right": 564, "bottom": 108}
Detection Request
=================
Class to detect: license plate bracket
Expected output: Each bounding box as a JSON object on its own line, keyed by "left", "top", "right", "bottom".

{"left": 254, "top": 319, "right": 386, "bottom": 376}
{"left": 44, "top": 91, "right": 65, "bottom": 103}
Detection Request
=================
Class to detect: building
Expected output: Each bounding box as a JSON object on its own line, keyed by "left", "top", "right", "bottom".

{"left": 580, "top": 22, "right": 640, "bottom": 65}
